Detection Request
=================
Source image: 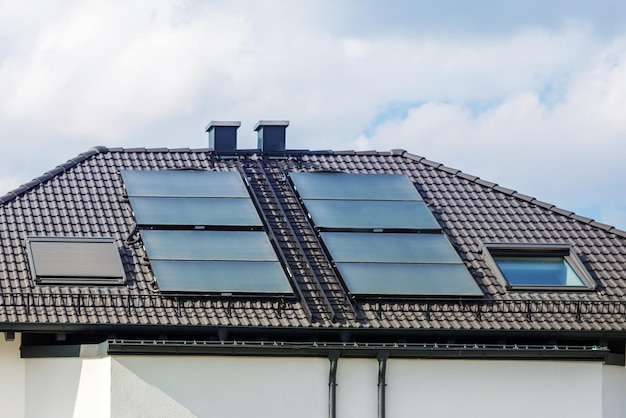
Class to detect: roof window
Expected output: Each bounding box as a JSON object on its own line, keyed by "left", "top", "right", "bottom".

{"left": 482, "top": 243, "right": 595, "bottom": 291}
{"left": 26, "top": 236, "right": 126, "bottom": 285}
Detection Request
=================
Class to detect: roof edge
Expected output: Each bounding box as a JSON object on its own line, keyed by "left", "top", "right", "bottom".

{"left": 0, "top": 146, "right": 110, "bottom": 204}
{"left": 396, "top": 150, "right": 626, "bottom": 239}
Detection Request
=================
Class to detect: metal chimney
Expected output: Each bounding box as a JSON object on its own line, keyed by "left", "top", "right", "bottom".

{"left": 254, "top": 120, "right": 289, "bottom": 152}
{"left": 205, "top": 121, "right": 241, "bottom": 153}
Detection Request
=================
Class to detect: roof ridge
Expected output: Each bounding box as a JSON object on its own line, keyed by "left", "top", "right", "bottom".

{"left": 0, "top": 146, "right": 109, "bottom": 204}
{"left": 107, "top": 146, "right": 212, "bottom": 153}
{"left": 395, "top": 149, "right": 626, "bottom": 239}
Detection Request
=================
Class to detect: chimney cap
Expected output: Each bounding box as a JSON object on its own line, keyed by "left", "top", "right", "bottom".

{"left": 205, "top": 121, "right": 241, "bottom": 132}
{"left": 254, "top": 120, "right": 289, "bottom": 131}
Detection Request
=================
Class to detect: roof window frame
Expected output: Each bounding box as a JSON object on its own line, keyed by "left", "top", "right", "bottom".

{"left": 26, "top": 236, "right": 127, "bottom": 286}
{"left": 482, "top": 242, "right": 595, "bottom": 291}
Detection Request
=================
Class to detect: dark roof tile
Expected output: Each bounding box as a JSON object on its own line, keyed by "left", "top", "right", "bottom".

{"left": 1, "top": 146, "right": 626, "bottom": 335}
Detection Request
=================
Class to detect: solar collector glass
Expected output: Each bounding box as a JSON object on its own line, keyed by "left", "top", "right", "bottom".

{"left": 141, "top": 230, "right": 279, "bottom": 261}
{"left": 321, "top": 232, "right": 463, "bottom": 263}
{"left": 335, "top": 263, "right": 482, "bottom": 296}
{"left": 290, "top": 172, "right": 423, "bottom": 201}
{"left": 128, "top": 197, "right": 262, "bottom": 226}
{"left": 151, "top": 260, "right": 292, "bottom": 293}
{"left": 306, "top": 200, "right": 440, "bottom": 230}
{"left": 121, "top": 170, "right": 249, "bottom": 198}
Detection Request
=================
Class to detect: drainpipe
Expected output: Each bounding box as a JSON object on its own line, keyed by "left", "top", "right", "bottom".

{"left": 328, "top": 350, "right": 339, "bottom": 418}
{"left": 377, "top": 351, "right": 388, "bottom": 418}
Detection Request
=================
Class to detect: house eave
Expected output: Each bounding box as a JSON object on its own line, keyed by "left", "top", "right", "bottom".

{"left": 20, "top": 338, "right": 618, "bottom": 364}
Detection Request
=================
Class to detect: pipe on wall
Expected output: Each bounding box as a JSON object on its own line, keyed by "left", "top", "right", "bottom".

{"left": 328, "top": 350, "right": 339, "bottom": 418}
{"left": 377, "top": 351, "right": 388, "bottom": 418}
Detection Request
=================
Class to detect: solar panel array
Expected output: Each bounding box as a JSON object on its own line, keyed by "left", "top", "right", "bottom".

{"left": 290, "top": 173, "right": 482, "bottom": 296}
{"left": 122, "top": 170, "right": 292, "bottom": 294}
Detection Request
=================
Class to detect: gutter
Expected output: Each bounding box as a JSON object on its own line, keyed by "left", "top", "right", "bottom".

{"left": 20, "top": 339, "right": 620, "bottom": 365}
{"left": 102, "top": 339, "right": 613, "bottom": 361}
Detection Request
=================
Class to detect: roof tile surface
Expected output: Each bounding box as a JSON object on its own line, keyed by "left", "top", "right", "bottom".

{"left": 1, "top": 147, "right": 626, "bottom": 333}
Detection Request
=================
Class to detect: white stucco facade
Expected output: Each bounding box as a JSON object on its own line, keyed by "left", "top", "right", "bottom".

{"left": 1, "top": 335, "right": 625, "bottom": 417}
{"left": 0, "top": 334, "right": 25, "bottom": 418}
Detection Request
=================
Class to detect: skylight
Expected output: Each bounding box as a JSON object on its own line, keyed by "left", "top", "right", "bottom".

{"left": 482, "top": 243, "right": 595, "bottom": 291}
{"left": 26, "top": 236, "right": 126, "bottom": 285}
{"left": 290, "top": 172, "right": 482, "bottom": 297}
{"left": 121, "top": 170, "right": 293, "bottom": 295}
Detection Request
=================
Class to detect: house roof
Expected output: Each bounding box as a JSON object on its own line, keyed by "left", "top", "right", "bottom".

{"left": 2, "top": 145, "right": 626, "bottom": 338}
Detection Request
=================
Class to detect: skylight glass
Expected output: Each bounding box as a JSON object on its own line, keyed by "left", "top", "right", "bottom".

{"left": 493, "top": 257, "right": 584, "bottom": 286}
{"left": 483, "top": 243, "right": 595, "bottom": 290}
{"left": 26, "top": 236, "right": 126, "bottom": 285}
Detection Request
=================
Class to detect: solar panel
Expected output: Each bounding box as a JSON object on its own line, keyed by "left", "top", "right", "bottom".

{"left": 121, "top": 170, "right": 249, "bottom": 198}
{"left": 141, "top": 230, "right": 279, "bottom": 261}
{"left": 290, "top": 172, "right": 422, "bottom": 201}
{"left": 122, "top": 170, "right": 293, "bottom": 295}
{"left": 335, "top": 263, "right": 482, "bottom": 296}
{"left": 290, "top": 172, "right": 482, "bottom": 297}
{"left": 128, "top": 197, "right": 262, "bottom": 227}
{"left": 305, "top": 200, "right": 440, "bottom": 230}
{"left": 151, "top": 260, "right": 292, "bottom": 293}
{"left": 321, "top": 232, "right": 463, "bottom": 263}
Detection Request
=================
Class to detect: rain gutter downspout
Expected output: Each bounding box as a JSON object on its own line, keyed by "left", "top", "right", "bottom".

{"left": 378, "top": 351, "right": 388, "bottom": 418}
{"left": 328, "top": 351, "right": 339, "bottom": 418}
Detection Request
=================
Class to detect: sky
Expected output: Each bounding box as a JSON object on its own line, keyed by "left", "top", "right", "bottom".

{"left": 1, "top": 0, "right": 626, "bottom": 228}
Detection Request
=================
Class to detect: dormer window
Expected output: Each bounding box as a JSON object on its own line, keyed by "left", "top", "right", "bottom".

{"left": 482, "top": 243, "right": 595, "bottom": 291}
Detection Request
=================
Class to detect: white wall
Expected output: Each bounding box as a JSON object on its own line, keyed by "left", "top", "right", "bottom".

{"left": 3, "top": 346, "right": 626, "bottom": 418}
{"left": 603, "top": 363, "right": 625, "bottom": 418}
{"left": 386, "top": 359, "right": 603, "bottom": 418}
{"left": 111, "top": 356, "right": 329, "bottom": 418}
{"left": 25, "top": 356, "right": 110, "bottom": 418}
{"left": 110, "top": 355, "right": 626, "bottom": 418}
{"left": 0, "top": 334, "right": 25, "bottom": 418}
{"left": 336, "top": 358, "right": 378, "bottom": 418}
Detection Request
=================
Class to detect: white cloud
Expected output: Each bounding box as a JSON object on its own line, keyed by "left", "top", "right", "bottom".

{"left": 356, "top": 38, "right": 626, "bottom": 225}
{"left": 0, "top": 1, "right": 249, "bottom": 140}
{"left": 1, "top": 1, "right": 626, "bottom": 228}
